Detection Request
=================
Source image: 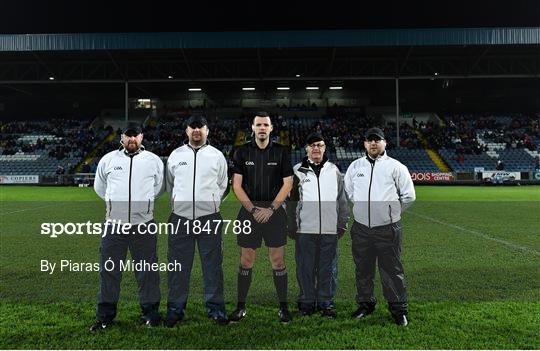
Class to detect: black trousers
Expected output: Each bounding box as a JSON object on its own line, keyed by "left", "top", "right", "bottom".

{"left": 96, "top": 220, "right": 160, "bottom": 322}
{"left": 167, "top": 212, "right": 225, "bottom": 319}
{"left": 350, "top": 220, "right": 408, "bottom": 315}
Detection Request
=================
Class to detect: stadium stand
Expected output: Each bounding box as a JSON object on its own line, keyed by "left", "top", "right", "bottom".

{"left": 432, "top": 113, "right": 540, "bottom": 171}
{"left": 2, "top": 112, "right": 539, "bottom": 178}
{"left": 0, "top": 120, "right": 111, "bottom": 177}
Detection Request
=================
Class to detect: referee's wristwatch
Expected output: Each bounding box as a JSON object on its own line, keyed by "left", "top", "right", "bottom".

{"left": 250, "top": 207, "right": 258, "bottom": 215}
{"left": 269, "top": 204, "right": 276, "bottom": 212}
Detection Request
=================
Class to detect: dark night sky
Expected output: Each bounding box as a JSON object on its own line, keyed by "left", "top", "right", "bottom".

{"left": 1, "top": 0, "right": 539, "bottom": 34}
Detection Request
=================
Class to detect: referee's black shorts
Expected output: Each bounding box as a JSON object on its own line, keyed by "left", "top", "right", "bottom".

{"left": 236, "top": 207, "right": 287, "bottom": 249}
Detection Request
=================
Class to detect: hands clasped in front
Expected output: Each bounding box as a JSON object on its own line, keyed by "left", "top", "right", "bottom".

{"left": 251, "top": 207, "right": 274, "bottom": 223}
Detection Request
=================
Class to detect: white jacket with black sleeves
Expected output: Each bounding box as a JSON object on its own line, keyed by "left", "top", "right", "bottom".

{"left": 344, "top": 152, "right": 415, "bottom": 228}
{"left": 166, "top": 143, "right": 228, "bottom": 220}
{"left": 287, "top": 156, "right": 349, "bottom": 235}
{"left": 94, "top": 147, "right": 165, "bottom": 224}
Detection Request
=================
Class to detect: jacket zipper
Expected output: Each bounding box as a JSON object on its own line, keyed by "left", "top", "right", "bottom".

{"left": 147, "top": 199, "right": 151, "bottom": 214}
{"left": 316, "top": 170, "right": 322, "bottom": 235}
{"left": 192, "top": 148, "right": 198, "bottom": 220}
{"left": 368, "top": 161, "right": 375, "bottom": 228}
{"left": 128, "top": 155, "right": 134, "bottom": 223}
{"left": 314, "top": 167, "right": 322, "bottom": 298}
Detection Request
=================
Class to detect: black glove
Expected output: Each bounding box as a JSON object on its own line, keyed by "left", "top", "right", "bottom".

{"left": 337, "top": 228, "right": 346, "bottom": 239}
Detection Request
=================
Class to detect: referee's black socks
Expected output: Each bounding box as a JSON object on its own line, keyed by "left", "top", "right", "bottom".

{"left": 237, "top": 266, "right": 252, "bottom": 309}
{"left": 273, "top": 267, "right": 288, "bottom": 308}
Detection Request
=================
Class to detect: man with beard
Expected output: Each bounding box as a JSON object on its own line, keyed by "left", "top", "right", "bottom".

{"left": 344, "top": 127, "right": 415, "bottom": 326}
{"left": 165, "top": 116, "right": 229, "bottom": 326}
{"left": 91, "top": 121, "right": 164, "bottom": 331}
{"left": 229, "top": 112, "right": 294, "bottom": 323}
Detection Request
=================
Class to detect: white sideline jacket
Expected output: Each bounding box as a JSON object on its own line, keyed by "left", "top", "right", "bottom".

{"left": 287, "top": 157, "right": 349, "bottom": 235}
{"left": 344, "top": 152, "right": 415, "bottom": 228}
{"left": 166, "top": 143, "right": 228, "bottom": 219}
{"left": 94, "top": 147, "right": 165, "bottom": 224}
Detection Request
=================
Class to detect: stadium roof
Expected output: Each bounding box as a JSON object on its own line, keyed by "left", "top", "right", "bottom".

{"left": 0, "top": 28, "right": 539, "bottom": 83}
{"left": 1, "top": 28, "right": 540, "bottom": 51}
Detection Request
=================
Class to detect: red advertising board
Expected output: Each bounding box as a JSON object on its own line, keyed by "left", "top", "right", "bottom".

{"left": 410, "top": 172, "right": 455, "bottom": 182}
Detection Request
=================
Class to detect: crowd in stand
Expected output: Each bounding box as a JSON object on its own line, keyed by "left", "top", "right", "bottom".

{"left": 287, "top": 116, "right": 422, "bottom": 152}
{"left": 1, "top": 119, "right": 110, "bottom": 160}
{"left": 423, "top": 113, "right": 540, "bottom": 152}
{"left": 288, "top": 114, "right": 380, "bottom": 151}
{"left": 396, "top": 123, "right": 421, "bottom": 149}
{"left": 1, "top": 119, "right": 81, "bottom": 134}
{"left": 90, "top": 115, "right": 243, "bottom": 165}
{"left": 417, "top": 113, "right": 540, "bottom": 165}
{"left": 133, "top": 116, "right": 243, "bottom": 158}
{"left": 3, "top": 112, "right": 539, "bottom": 176}
{"left": 480, "top": 114, "right": 539, "bottom": 150}
{"left": 421, "top": 119, "right": 487, "bottom": 155}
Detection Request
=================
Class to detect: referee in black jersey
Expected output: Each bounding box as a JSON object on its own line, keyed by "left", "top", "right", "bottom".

{"left": 229, "top": 112, "right": 294, "bottom": 323}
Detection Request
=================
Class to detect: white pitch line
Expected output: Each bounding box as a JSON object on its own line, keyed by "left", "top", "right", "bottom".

{"left": 0, "top": 204, "right": 51, "bottom": 215}
{"left": 408, "top": 211, "right": 540, "bottom": 257}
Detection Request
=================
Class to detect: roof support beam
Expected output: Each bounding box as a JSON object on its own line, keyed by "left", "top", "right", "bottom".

{"left": 399, "top": 46, "right": 414, "bottom": 75}
{"left": 180, "top": 48, "right": 193, "bottom": 80}
{"left": 469, "top": 47, "right": 490, "bottom": 74}
{"left": 257, "top": 48, "right": 263, "bottom": 79}
{"left": 31, "top": 53, "right": 56, "bottom": 79}
{"left": 106, "top": 50, "right": 126, "bottom": 80}
{"left": 326, "top": 47, "right": 337, "bottom": 76}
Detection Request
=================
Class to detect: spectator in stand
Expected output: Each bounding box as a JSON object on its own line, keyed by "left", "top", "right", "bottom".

{"left": 56, "top": 165, "right": 65, "bottom": 175}
{"left": 81, "top": 161, "right": 91, "bottom": 173}
{"left": 56, "top": 165, "right": 65, "bottom": 185}
{"left": 496, "top": 160, "right": 505, "bottom": 170}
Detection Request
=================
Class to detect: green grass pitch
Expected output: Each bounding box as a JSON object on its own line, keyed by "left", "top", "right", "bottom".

{"left": 1, "top": 185, "right": 539, "bottom": 349}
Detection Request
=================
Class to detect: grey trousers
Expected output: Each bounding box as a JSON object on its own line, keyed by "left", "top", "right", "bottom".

{"left": 350, "top": 220, "right": 408, "bottom": 315}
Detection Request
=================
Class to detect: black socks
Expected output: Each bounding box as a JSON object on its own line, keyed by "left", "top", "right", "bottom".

{"left": 237, "top": 266, "right": 289, "bottom": 309}
{"left": 273, "top": 267, "right": 288, "bottom": 307}
{"left": 237, "top": 266, "right": 252, "bottom": 308}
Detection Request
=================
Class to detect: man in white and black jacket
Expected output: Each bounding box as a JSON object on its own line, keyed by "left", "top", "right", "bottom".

{"left": 91, "top": 121, "right": 164, "bottom": 331}
{"left": 287, "top": 132, "right": 349, "bottom": 318}
{"left": 164, "top": 116, "right": 229, "bottom": 326}
{"left": 344, "top": 127, "right": 415, "bottom": 326}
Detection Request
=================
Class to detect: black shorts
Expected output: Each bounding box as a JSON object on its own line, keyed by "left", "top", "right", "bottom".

{"left": 236, "top": 207, "right": 287, "bottom": 249}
